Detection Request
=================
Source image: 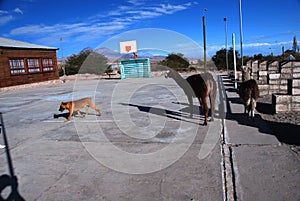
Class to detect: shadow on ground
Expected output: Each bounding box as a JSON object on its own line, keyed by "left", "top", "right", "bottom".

{"left": 121, "top": 103, "right": 205, "bottom": 125}
{"left": 220, "top": 74, "right": 300, "bottom": 146}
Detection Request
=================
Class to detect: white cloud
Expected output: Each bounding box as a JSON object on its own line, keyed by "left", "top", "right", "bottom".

{"left": 0, "top": 10, "right": 9, "bottom": 15}
{"left": 14, "top": 8, "right": 24, "bottom": 14}
{"left": 0, "top": 15, "right": 13, "bottom": 26}
{"left": 155, "top": 4, "right": 187, "bottom": 14}
{"left": 244, "top": 42, "right": 271, "bottom": 48}
{"left": 0, "top": 10, "right": 14, "bottom": 26}
{"left": 127, "top": 0, "right": 144, "bottom": 5}
{"left": 7, "top": 1, "right": 197, "bottom": 51}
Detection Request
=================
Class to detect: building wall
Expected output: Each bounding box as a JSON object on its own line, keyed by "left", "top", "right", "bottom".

{"left": 0, "top": 48, "right": 59, "bottom": 88}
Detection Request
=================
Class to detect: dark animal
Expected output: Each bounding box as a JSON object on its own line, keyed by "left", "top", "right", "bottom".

{"left": 238, "top": 79, "right": 259, "bottom": 118}
{"left": 166, "top": 69, "right": 216, "bottom": 125}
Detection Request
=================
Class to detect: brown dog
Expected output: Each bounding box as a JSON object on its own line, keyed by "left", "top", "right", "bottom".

{"left": 59, "top": 97, "right": 101, "bottom": 121}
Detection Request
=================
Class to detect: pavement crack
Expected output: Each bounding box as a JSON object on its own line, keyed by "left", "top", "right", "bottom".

{"left": 221, "top": 142, "right": 237, "bottom": 201}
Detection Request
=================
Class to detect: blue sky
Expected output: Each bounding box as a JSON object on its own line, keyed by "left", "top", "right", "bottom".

{"left": 0, "top": 0, "right": 299, "bottom": 59}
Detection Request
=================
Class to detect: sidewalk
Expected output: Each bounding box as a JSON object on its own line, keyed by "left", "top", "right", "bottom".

{"left": 220, "top": 74, "right": 300, "bottom": 201}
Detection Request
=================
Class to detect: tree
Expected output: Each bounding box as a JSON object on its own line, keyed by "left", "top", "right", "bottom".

{"left": 61, "top": 48, "right": 109, "bottom": 76}
{"left": 158, "top": 53, "right": 190, "bottom": 70}
{"left": 253, "top": 53, "right": 264, "bottom": 61}
{"left": 79, "top": 51, "right": 109, "bottom": 74}
{"left": 211, "top": 48, "right": 240, "bottom": 70}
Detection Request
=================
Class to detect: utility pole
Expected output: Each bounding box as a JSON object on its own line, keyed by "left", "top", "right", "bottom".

{"left": 202, "top": 8, "right": 207, "bottom": 71}
{"left": 238, "top": 0, "right": 244, "bottom": 69}
{"left": 224, "top": 17, "right": 229, "bottom": 74}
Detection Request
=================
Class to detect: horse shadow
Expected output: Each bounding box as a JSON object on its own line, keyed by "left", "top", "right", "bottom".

{"left": 121, "top": 103, "right": 205, "bottom": 125}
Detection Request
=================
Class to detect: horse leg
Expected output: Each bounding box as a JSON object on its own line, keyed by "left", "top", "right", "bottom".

{"left": 200, "top": 97, "right": 208, "bottom": 126}
{"left": 209, "top": 90, "right": 216, "bottom": 122}
{"left": 188, "top": 95, "right": 193, "bottom": 118}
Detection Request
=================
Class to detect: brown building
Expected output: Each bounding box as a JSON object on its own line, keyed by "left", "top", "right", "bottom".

{"left": 0, "top": 37, "right": 59, "bottom": 88}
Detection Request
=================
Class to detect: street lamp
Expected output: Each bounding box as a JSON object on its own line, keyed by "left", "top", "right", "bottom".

{"left": 224, "top": 17, "right": 229, "bottom": 74}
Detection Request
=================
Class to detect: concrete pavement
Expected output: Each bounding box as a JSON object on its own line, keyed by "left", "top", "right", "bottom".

{"left": 219, "top": 74, "right": 300, "bottom": 201}
{"left": 0, "top": 76, "right": 223, "bottom": 201}
{"left": 0, "top": 74, "right": 299, "bottom": 201}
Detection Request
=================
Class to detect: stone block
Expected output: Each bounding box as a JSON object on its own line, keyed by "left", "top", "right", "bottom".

{"left": 272, "top": 94, "right": 293, "bottom": 113}
{"left": 268, "top": 61, "right": 279, "bottom": 71}
{"left": 280, "top": 73, "right": 292, "bottom": 79}
{"left": 291, "top": 103, "right": 300, "bottom": 111}
{"left": 280, "top": 85, "right": 287, "bottom": 90}
{"left": 274, "top": 94, "right": 292, "bottom": 103}
{"left": 293, "top": 67, "right": 300, "bottom": 73}
{"left": 260, "top": 61, "right": 267, "bottom": 70}
{"left": 269, "top": 79, "right": 280, "bottom": 85}
{"left": 292, "top": 88, "right": 300, "bottom": 95}
{"left": 258, "top": 84, "right": 269, "bottom": 90}
{"left": 281, "top": 62, "right": 292, "bottom": 68}
{"left": 269, "top": 86, "right": 279, "bottom": 94}
{"left": 293, "top": 73, "right": 300, "bottom": 78}
{"left": 292, "top": 95, "right": 300, "bottom": 103}
{"left": 269, "top": 73, "right": 280, "bottom": 80}
{"left": 275, "top": 104, "right": 290, "bottom": 113}
{"left": 281, "top": 67, "right": 292, "bottom": 74}
{"left": 280, "top": 79, "right": 288, "bottom": 85}
{"left": 259, "top": 71, "right": 268, "bottom": 76}
{"left": 259, "top": 89, "right": 269, "bottom": 96}
{"left": 292, "top": 79, "right": 300, "bottom": 87}
{"left": 258, "top": 77, "right": 267, "bottom": 85}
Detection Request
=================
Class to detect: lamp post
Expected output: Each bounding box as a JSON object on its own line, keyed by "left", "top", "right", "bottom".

{"left": 202, "top": 8, "right": 207, "bottom": 71}
{"left": 224, "top": 17, "right": 229, "bottom": 74}
{"left": 60, "top": 37, "right": 66, "bottom": 77}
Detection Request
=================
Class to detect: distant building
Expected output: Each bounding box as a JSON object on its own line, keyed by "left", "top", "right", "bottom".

{"left": 0, "top": 37, "right": 59, "bottom": 88}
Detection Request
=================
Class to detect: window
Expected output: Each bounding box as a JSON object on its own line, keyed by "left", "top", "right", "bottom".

{"left": 27, "top": 58, "right": 40, "bottom": 73}
{"left": 9, "top": 59, "right": 25, "bottom": 74}
{"left": 42, "top": 58, "right": 54, "bottom": 71}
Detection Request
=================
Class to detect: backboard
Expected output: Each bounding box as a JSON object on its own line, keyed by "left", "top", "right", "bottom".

{"left": 119, "top": 40, "right": 137, "bottom": 54}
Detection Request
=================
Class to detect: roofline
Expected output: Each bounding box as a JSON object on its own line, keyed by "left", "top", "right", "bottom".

{"left": 0, "top": 37, "right": 58, "bottom": 50}
{"left": 0, "top": 46, "right": 59, "bottom": 51}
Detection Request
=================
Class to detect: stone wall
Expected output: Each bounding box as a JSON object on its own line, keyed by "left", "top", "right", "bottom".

{"left": 272, "top": 79, "right": 300, "bottom": 113}
{"left": 246, "top": 60, "right": 300, "bottom": 112}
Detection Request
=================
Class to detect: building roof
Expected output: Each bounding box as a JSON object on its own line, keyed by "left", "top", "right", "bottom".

{"left": 0, "top": 37, "right": 58, "bottom": 50}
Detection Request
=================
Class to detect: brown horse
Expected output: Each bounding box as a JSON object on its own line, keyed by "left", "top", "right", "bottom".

{"left": 238, "top": 79, "right": 259, "bottom": 118}
{"left": 166, "top": 69, "right": 216, "bottom": 125}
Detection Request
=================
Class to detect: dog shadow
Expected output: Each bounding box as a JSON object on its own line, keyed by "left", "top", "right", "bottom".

{"left": 53, "top": 112, "right": 100, "bottom": 120}
{"left": 53, "top": 113, "right": 69, "bottom": 120}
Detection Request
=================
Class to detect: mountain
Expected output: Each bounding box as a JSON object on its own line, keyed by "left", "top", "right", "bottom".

{"left": 95, "top": 47, "right": 121, "bottom": 62}
{"left": 95, "top": 47, "right": 168, "bottom": 63}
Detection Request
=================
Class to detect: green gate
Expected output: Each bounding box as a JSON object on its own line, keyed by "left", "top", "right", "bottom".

{"left": 120, "top": 58, "right": 152, "bottom": 79}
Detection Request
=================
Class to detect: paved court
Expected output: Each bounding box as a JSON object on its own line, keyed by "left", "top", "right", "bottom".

{"left": 0, "top": 74, "right": 299, "bottom": 201}
{"left": 0, "top": 76, "right": 223, "bottom": 201}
